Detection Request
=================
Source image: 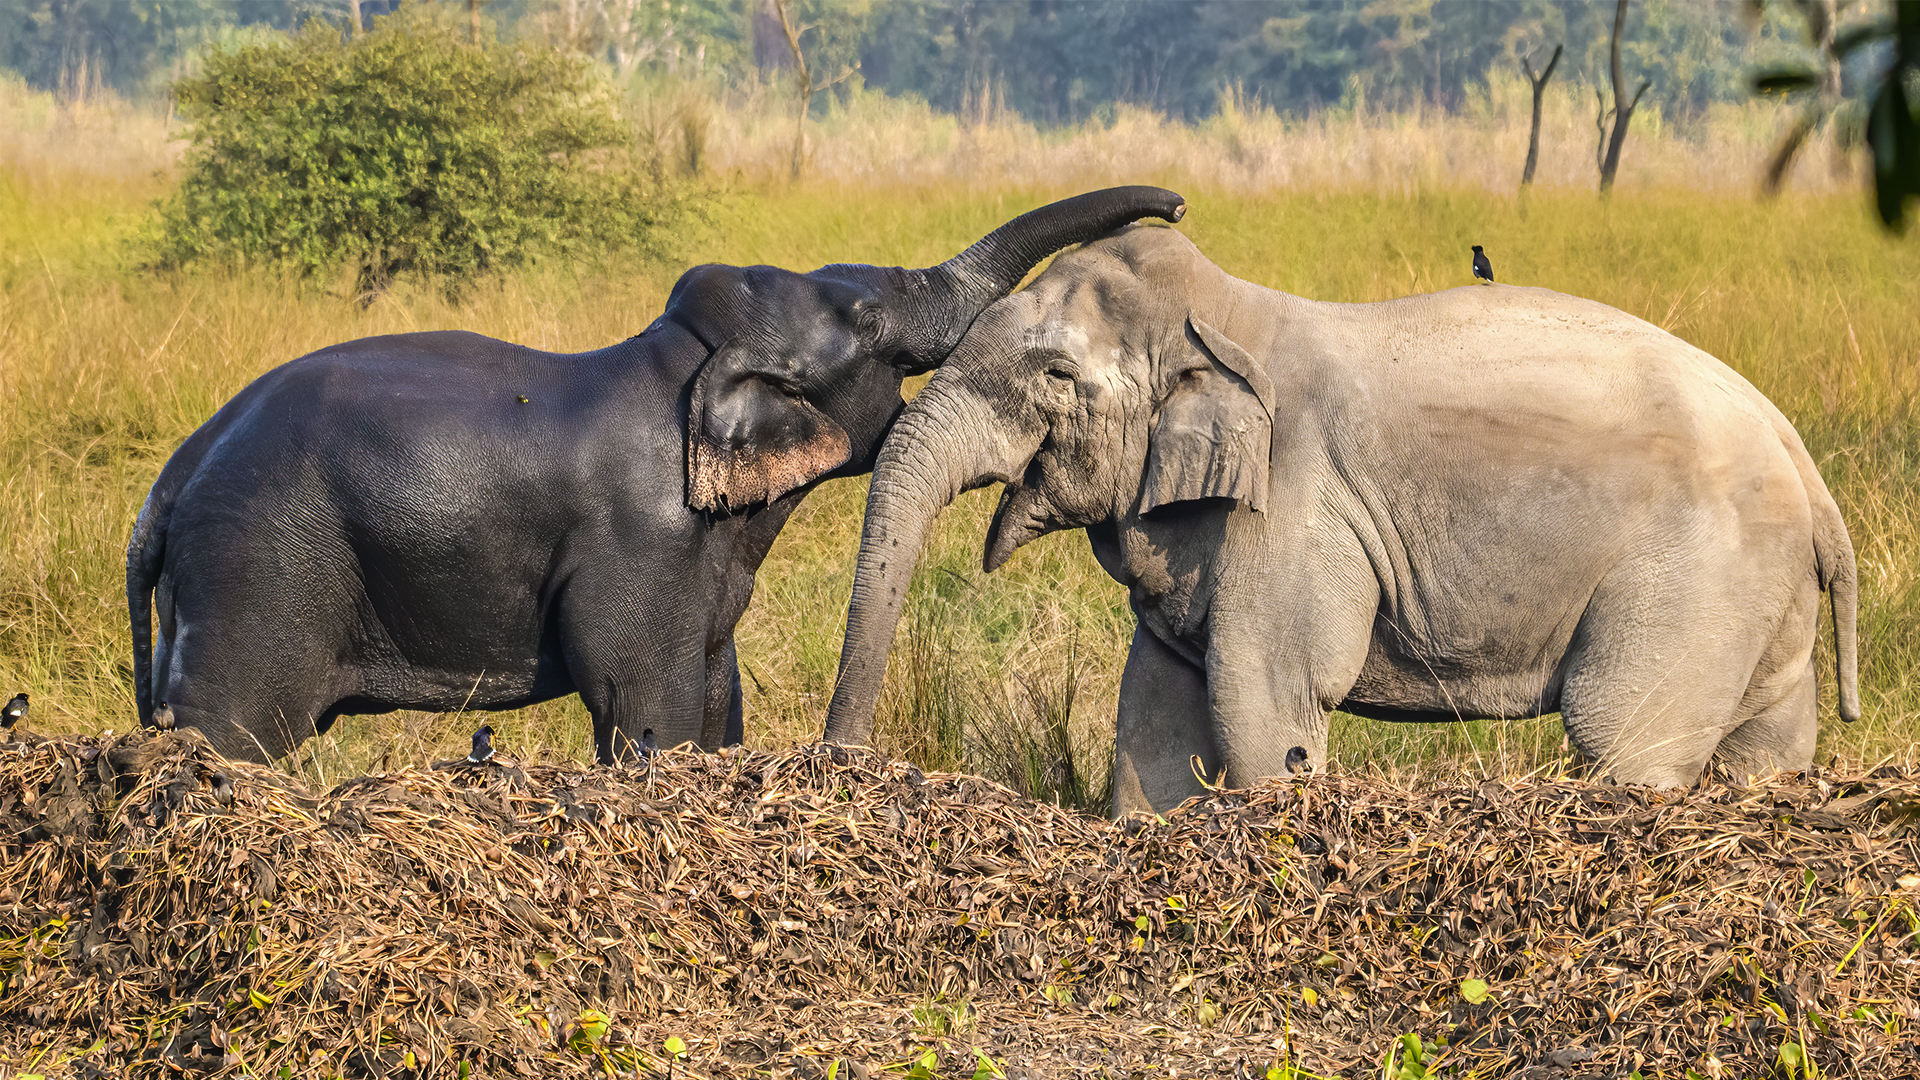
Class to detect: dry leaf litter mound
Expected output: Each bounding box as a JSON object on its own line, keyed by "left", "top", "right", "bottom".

{"left": 1, "top": 728, "right": 1918, "bottom": 1079}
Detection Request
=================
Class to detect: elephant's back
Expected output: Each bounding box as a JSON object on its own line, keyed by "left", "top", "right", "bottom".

{"left": 1300, "top": 285, "right": 1792, "bottom": 443}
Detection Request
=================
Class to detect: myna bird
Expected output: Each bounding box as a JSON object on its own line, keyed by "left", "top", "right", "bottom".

{"left": 1, "top": 693, "right": 25, "bottom": 730}
{"left": 431, "top": 724, "right": 525, "bottom": 785}
{"left": 467, "top": 724, "right": 495, "bottom": 764}
{"left": 152, "top": 701, "right": 176, "bottom": 732}
{"left": 1471, "top": 245, "right": 1495, "bottom": 284}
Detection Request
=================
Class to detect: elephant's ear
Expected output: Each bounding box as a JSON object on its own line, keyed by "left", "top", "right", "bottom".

{"left": 1140, "top": 318, "right": 1276, "bottom": 515}
{"left": 686, "top": 340, "right": 852, "bottom": 513}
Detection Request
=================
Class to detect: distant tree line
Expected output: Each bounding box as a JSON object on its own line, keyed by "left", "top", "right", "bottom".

{"left": 0, "top": 0, "right": 1837, "bottom": 123}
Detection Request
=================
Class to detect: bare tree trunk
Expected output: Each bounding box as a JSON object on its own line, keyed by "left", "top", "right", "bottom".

{"left": 468, "top": 0, "right": 482, "bottom": 46}
{"left": 346, "top": 0, "right": 363, "bottom": 37}
{"left": 773, "top": 0, "right": 812, "bottom": 179}
{"left": 1599, "top": 0, "right": 1651, "bottom": 194}
{"left": 771, "top": 0, "right": 856, "bottom": 180}
{"left": 1520, "top": 43, "right": 1562, "bottom": 187}
{"left": 1595, "top": 88, "right": 1610, "bottom": 172}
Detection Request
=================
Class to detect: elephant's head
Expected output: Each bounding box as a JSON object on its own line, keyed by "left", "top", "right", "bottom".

{"left": 824, "top": 225, "right": 1274, "bottom": 744}
{"left": 666, "top": 186, "right": 1188, "bottom": 514}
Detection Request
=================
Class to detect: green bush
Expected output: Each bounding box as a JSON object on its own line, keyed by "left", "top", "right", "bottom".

{"left": 151, "top": 7, "right": 677, "bottom": 300}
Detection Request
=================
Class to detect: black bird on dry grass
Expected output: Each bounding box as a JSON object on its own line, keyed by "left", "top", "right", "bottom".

{"left": 431, "top": 723, "right": 525, "bottom": 785}
{"left": 2, "top": 693, "right": 25, "bottom": 730}
{"left": 152, "top": 701, "right": 176, "bottom": 731}
{"left": 467, "top": 724, "right": 495, "bottom": 764}
{"left": 1472, "top": 244, "right": 1495, "bottom": 284}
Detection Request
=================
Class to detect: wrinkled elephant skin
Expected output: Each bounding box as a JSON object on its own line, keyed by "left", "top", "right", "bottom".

{"left": 825, "top": 225, "right": 1861, "bottom": 813}
{"left": 127, "top": 188, "right": 1187, "bottom": 764}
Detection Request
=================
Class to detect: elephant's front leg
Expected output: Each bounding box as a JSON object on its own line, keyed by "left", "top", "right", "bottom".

{"left": 703, "top": 635, "right": 744, "bottom": 748}
{"left": 1112, "top": 626, "right": 1219, "bottom": 816}
{"left": 1202, "top": 529, "right": 1377, "bottom": 789}
{"left": 561, "top": 599, "right": 709, "bottom": 765}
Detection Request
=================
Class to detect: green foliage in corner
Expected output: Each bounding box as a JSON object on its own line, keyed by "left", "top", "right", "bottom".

{"left": 151, "top": 6, "right": 679, "bottom": 301}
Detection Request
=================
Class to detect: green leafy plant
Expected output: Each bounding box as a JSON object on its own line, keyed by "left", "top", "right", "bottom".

{"left": 1382, "top": 1033, "right": 1433, "bottom": 1080}
{"left": 904, "top": 1048, "right": 940, "bottom": 1080}
{"left": 1752, "top": 0, "right": 1920, "bottom": 230}
{"left": 151, "top": 5, "right": 680, "bottom": 301}
{"left": 1778, "top": 1039, "right": 1819, "bottom": 1078}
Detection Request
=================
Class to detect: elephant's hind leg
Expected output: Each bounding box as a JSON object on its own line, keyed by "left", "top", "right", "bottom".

{"left": 1556, "top": 555, "right": 1773, "bottom": 788}
{"left": 1712, "top": 582, "right": 1821, "bottom": 777}
{"left": 159, "top": 611, "right": 341, "bottom": 762}
{"left": 1713, "top": 656, "right": 1818, "bottom": 778}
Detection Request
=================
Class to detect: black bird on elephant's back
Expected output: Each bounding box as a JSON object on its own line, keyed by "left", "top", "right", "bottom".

{"left": 125, "top": 187, "right": 1188, "bottom": 766}
{"left": 1472, "top": 245, "right": 1495, "bottom": 284}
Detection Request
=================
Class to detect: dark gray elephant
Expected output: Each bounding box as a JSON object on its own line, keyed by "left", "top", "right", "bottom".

{"left": 824, "top": 224, "right": 1861, "bottom": 813}
{"left": 126, "top": 187, "right": 1187, "bottom": 764}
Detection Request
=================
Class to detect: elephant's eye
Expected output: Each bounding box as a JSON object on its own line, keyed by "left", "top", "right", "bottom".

{"left": 856, "top": 308, "right": 883, "bottom": 342}
{"left": 1043, "top": 363, "right": 1076, "bottom": 383}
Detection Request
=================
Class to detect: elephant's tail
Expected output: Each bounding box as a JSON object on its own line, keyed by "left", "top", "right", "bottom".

{"left": 1815, "top": 498, "right": 1862, "bottom": 724}
{"left": 126, "top": 488, "right": 168, "bottom": 726}
{"left": 1770, "top": 409, "right": 1862, "bottom": 725}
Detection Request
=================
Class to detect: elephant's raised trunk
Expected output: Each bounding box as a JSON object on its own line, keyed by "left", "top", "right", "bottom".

{"left": 887, "top": 187, "right": 1185, "bottom": 373}
{"left": 823, "top": 382, "right": 1035, "bottom": 745}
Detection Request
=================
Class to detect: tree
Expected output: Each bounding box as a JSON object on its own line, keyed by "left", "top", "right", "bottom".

{"left": 1599, "top": 0, "right": 1653, "bottom": 193}
{"left": 1521, "top": 42, "right": 1563, "bottom": 187}
{"left": 0, "top": 0, "right": 233, "bottom": 101}
{"left": 769, "top": 0, "right": 857, "bottom": 179}
{"left": 152, "top": 7, "right": 674, "bottom": 301}
{"left": 1754, "top": 0, "right": 1920, "bottom": 230}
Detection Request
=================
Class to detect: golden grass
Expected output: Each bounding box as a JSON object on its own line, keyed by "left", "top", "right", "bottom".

{"left": 2, "top": 73, "right": 1915, "bottom": 794}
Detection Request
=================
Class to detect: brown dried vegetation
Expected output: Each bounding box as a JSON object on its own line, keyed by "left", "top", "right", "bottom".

{"left": 1, "top": 729, "right": 1917, "bottom": 1078}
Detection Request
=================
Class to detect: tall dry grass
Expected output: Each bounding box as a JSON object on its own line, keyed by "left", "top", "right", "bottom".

{"left": 2, "top": 70, "right": 1914, "bottom": 804}
{"left": 683, "top": 67, "right": 1858, "bottom": 197}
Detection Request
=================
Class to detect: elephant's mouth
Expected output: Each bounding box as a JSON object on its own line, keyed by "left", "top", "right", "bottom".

{"left": 984, "top": 456, "right": 1063, "bottom": 572}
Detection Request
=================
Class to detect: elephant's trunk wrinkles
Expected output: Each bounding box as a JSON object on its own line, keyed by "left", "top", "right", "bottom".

{"left": 892, "top": 187, "right": 1185, "bottom": 373}
{"left": 824, "top": 386, "right": 1029, "bottom": 745}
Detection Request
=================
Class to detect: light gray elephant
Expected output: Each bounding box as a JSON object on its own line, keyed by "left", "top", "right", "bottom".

{"left": 822, "top": 224, "right": 1861, "bottom": 814}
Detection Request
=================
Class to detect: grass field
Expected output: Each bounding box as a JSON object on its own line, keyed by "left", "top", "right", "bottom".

{"left": 3, "top": 76, "right": 1916, "bottom": 801}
